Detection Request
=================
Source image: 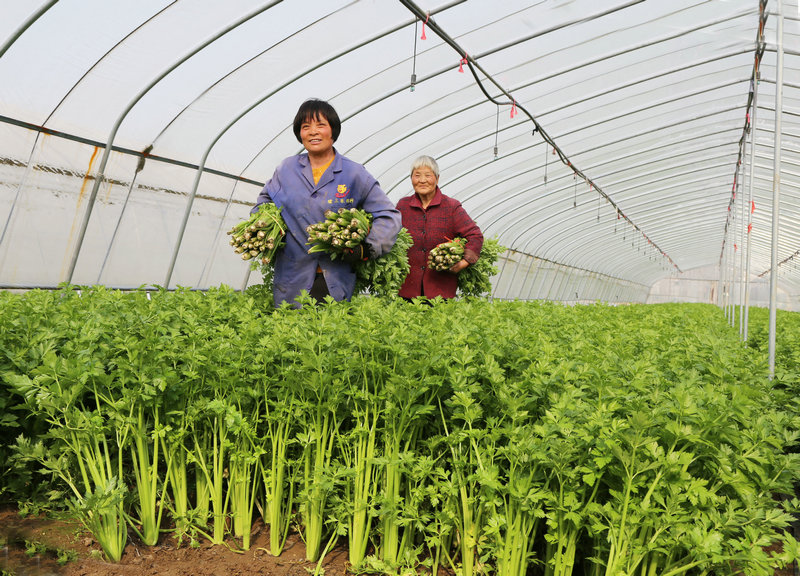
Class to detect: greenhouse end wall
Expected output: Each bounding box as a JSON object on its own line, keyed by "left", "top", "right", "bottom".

{"left": 647, "top": 267, "right": 800, "bottom": 312}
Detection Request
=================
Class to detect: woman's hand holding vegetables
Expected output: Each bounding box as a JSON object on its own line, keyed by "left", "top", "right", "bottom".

{"left": 341, "top": 243, "right": 371, "bottom": 265}
{"left": 448, "top": 259, "right": 469, "bottom": 274}
{"left": 427, "top": 238, "right": 466, "bottom": 271}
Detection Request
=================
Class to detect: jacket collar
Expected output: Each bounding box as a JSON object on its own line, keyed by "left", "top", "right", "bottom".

{"left": 298, "top": 148, "right": 341, "bottom": 189}
{"left": 410, "top": 186, "right": 443, "bottom": 209}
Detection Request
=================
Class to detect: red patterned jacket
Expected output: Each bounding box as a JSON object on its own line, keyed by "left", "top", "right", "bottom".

{"left": 397, "top": 187, "right": 483, "bottom": 299}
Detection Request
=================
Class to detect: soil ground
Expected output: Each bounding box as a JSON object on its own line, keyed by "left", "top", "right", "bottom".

{"left": 1, "top": 507, "right": 796, "bottom": 576}
{"left": 0, "top": 507, "right": 349, "bottom": 576}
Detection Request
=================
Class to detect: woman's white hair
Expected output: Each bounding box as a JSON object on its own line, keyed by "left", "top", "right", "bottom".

{"left": 410, "top": 155, "right": 440, "bottom": 178}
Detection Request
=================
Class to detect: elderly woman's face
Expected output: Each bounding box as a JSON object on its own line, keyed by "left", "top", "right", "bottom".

{"left": 411, "top": 167, "right": 438, "bottom": 196}
{"left": 299, "top": 114, "right": 334, "bottom": 155}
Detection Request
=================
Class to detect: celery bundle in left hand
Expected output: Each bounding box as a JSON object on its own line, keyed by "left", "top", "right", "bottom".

{"left": 228, "top": 203, "right": 287, "bottom": 267}
{"left": 306, "top": 207, "right": 372, "bottom": 259}
{"left": 428, "top": 237, "right": 466, "bottom": 271}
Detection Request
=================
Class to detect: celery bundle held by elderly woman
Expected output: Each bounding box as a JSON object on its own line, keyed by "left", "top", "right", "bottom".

{"left": 396, "top": 155, "right": 483, "bottom": 300}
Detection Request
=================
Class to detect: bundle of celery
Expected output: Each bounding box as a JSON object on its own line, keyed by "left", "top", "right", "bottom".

{"left": 228, "top": 203, "right": 286, "bottom": 267}
{"left": 306, "top": 207, "right": 372, "bottom": 259}
{"left": 306, "top": 208, "right": 412, "bottom": 299}
{"left": 428, "top": 238, "right": 466, "bottom": 271}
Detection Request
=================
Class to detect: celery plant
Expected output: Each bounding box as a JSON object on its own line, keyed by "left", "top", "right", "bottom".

{"left": 258, "top": 397, "right": 296, "bottom": 555}
{"left": 9, "top": 367, "right": 129, "bottom": 561}
{"left": 127, "top": 406, "right": 169, "bottom": 546}
{"left": 291, "top": 306, "right": 347, "bottom": 563}
{"left": 189, "top": 399, "right": 230, "bottom": 545}
{"left": 339, "top": 390, "right": 380, "bottom": 569}
{"left": 298, "top": 402, "right": 340, "bottom": 562}
{"left": 226, "top": 400, "right": 261, "bottom": 551}
{"left": 440, "top": 364, "right": 497, "bottom": 576}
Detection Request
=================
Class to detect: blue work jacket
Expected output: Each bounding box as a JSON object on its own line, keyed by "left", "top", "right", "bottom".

{"left": 253, "top": 150, "right": 401, "bottom": 307}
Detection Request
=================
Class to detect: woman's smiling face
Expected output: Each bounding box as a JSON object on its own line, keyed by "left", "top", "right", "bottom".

{"left": 300, "top": 113, "right": 334, "bottom": 155}
{"left": 411, "top": 167, "right": 439, "bottom": 196}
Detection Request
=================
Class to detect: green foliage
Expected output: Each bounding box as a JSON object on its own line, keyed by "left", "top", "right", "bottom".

{"left": 457, "top": 237, "right": 505, "bottom": 298}
{"left": 1, "top": 289, "right": 799, "bottom": 576}
{"left": 354, "top": 227, "right": 413, "bottom": 299}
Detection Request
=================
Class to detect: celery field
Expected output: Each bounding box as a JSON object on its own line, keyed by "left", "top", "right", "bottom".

{"left": 1, "top": 287, "right": 799, "bottom": 576}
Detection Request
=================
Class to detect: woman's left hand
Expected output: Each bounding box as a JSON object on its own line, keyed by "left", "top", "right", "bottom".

{"left": 449, "top": 259, "right": 469, "bottom": 274}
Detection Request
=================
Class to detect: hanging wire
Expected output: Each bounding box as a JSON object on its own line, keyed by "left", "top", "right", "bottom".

{"left": 597, "top": 193, "right": 601, "bottom": 222}
{"left": 573, "top": 174, "right": 577, "bottom": 208}
{"left": 398, "top": 0, "right": 680, "bottom": 271}
{"left": 410, "top": 19, "right": 418, "bottom": 92}
{"left": 543, "top": 146, "right": 549, "bottom": 185}
{"left": 493, "top": 105, "right": 499, "bottom": 159}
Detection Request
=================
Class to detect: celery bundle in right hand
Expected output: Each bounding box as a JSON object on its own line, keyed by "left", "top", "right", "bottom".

{"left": 228, "top": 203, "right": 286, "bottom": 266}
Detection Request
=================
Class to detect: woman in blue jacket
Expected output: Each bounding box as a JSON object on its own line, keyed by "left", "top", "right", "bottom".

{"left": 253, "top": 99, "right": 401, "bottom": 307}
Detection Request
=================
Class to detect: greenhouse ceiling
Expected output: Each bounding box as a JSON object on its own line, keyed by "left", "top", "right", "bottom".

{"left": 0, "top": 0, "right": 798, "bottom": 302}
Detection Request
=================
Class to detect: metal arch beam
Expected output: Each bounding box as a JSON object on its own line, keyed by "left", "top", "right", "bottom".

{"left": 385, "top": 105, "right": 742, "bottom": 211}
{"left": 527, "top": 203, "right": 731, "bottom": 275}
{"left": 512, "top": 199, "right": 732, "bottom": 280}
{"left": 65, "top": 0, "right": 286, "bottom": 284}
{"left": 210, "top": 0, "right": 468, "bottom": 191}
{"left": 454, "top": 114, "right": 743, "bottom": 238}
{"left": 164, "top": 3, "right": 469, "bottom": 288}
{"left": 403, "top": 1, "right": 756, "bottom": 163}
{"left": 425, "top": 95, "right": 749, "bottom": 230}
{"left": 148, "top": 0, "right": 465, "bottom": 148}
{"left": 376, "top": 50, "right": 753, "bottom": 196}
{"left": 523, "top": 220, "right": 659, "bottom": 281}
{"left": 41, "top": 2, "right": 180, "bottom": 126}
{"left": 367, "top": 23, "right": 755, "bottom": 173}
{"left": 533, "top": 242, "right": 656, "bottom": 293}
{"left": 475, "top": 159, "right": 737, "bottom": 262}
{"left": 0, "top": 0, "right": 59, "bottom": 59}
{"left": 532, "top": 227, "right": 662, "bottom": 283}
{"left": 230, "top": 0, "right": 676, "bottom": 180}
{"left": 472, "top": 153, "right": 738, "bottom": 230}
{"left": 334, "top": 3, "right": 757, "bottom": 260}
{"left": 481, "top": 171, "right": 729, "bottom": 261}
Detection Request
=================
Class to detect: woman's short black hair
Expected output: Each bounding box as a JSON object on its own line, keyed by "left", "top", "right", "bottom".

{"left": 293, "top": 99, "right": 341, "bottom": 143}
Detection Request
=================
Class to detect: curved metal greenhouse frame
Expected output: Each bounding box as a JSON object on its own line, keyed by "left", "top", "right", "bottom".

{"left": 0, "top": 1, "right": 798, "bottom": 327}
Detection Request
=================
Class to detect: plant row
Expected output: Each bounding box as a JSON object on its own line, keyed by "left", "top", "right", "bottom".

{"left": 1, "top": 287, "right": 799, "bottom": 576}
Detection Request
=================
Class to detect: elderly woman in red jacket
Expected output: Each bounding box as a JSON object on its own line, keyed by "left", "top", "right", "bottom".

{"left": 397, "top": 155, "right": 483, "bottom": 300}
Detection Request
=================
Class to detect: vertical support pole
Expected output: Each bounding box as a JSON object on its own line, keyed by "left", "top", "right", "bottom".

{"left": 517, "top": 254, "right": 535, "bottom": 300}
{"left": 492, "top": 250, "right": 513, "bottom": 299}
{"left": 526, "top": 257, "right": 543, "bottom": 300}
{"left": 723, "top": 240, "right": 732, "bottom": 323}
{"left": 545, "top": 264, "right": 560, "bottom": 301}
{"left": 743, "top": 79, "right": 758, "bottom": 342}
{"left": 737, "top": 158, "right": 746, "bottom": 336}
{"left": 768, "top": 0, "right": 783, "bottom": 380}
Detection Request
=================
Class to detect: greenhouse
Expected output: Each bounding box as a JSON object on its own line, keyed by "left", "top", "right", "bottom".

{"left": 1, "top": 2, "right": 800, "bottom": 576}
{"left": 0, "top": 0, "right": 797, "bottom": 308}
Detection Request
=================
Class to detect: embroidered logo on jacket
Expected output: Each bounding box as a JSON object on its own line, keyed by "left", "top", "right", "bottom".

{"left": 335, "top": 185, "right": 349, "bottom": 198}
